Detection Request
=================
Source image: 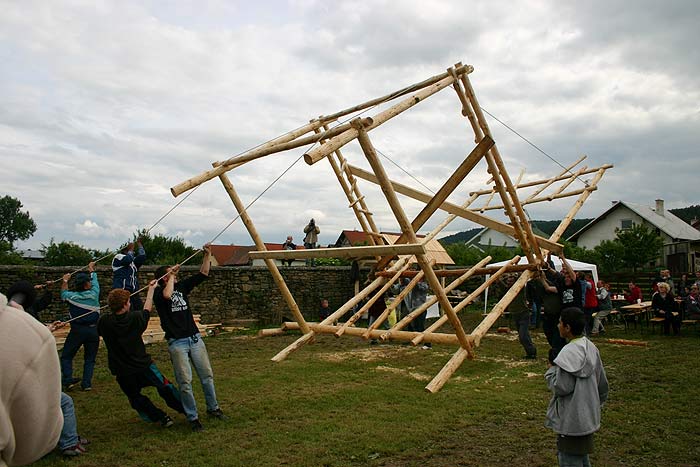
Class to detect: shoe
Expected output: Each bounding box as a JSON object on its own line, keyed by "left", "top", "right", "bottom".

{"left": 160, "top": 415, "right": 174, "bottom": 428}
{"left": 81, "top": 385, "right": 92, "bottom": 392}
{"left": 63, "top": 378, "right": 81, "bottom": 391}
{"left": 190, "top": 419, "right": 204, "bottom": 432}
{"left": 206, "top": 408, "right": 229, "bottom": 420}
{"left": 62, "top": 443, "right": 87, "bottom": 457}
{"left": 78, "top": 436, "right": 90, "bottom": 446}
{"left": 370, "top": 339, "right": 379, "bottom": 345}
{"left": 421, "top": 344, "right": 432, "bottom": 350}
{"left": 523, "top": 354, "right": 537, "bottom": 360}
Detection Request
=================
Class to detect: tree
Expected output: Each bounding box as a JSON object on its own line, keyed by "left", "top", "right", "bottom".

{"left": 615, "top": 224, "right": 664, "bottom": 271}
{"left": 42, "top": 239, "right": 94, "bottom": 266}
{"left": 592, "top": 240, "right": 625, "bottom": 276}
{"left": 131, "top": 230, "right": 197, "bottom": 266}
{"left": 0, "top": 240, "right": 26, "bottom": 265}
{"left": 0, "top": 195, "right": 37, "bottom": 248}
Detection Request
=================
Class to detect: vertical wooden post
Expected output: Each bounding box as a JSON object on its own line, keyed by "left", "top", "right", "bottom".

{"left": 352, "top": 119, "right": 473, "bottom": 355}
{"left": 216, "top": 172, "right": 313, "bottom": 360}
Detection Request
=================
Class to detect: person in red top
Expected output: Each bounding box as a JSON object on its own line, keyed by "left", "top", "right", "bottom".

{"left": 582, "top": 273, "right": 598, "bottom": 336}
{"left": 624, "top": 281, "right": 643, "bottom": 304}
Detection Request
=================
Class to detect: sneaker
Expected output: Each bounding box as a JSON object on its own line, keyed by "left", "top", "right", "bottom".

{"left": 78, "top": 436, "right": 90, "bottom": 446}
{"left": 62, "top": 443, "right": 87, "bottom": 457}
{"left": 81, "top": 385, "right": 92, "bottom": 392}
{"left": 206, "top": 408, "right": 229, "bottom": 420}
{"left": 421, "top": 344, "right": 432, "bottom": 350}
{"left": 160, "top": 415, "right": 174, "bottom": 428}
{"left": 190, "top": 419, "right": 204, "bottom": 432}
{"left": 63, "top": 378, "right": 81, "bottom": 391}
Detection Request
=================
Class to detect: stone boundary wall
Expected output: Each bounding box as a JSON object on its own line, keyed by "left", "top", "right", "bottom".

{"left": 0, "top": 265, "right": 358, "bottom": 325}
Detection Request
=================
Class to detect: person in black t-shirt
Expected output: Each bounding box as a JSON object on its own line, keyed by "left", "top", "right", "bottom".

{"left": 98, "top": 282, "right": 184, "bottom": 428}
{"left": 153, "top": 244, "right": 227, "bottom": 432}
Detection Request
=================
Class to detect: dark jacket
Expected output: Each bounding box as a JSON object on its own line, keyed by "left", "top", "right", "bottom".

{"left": 98, "top": 310, "right": 152, "bottom": 376}
{"left": 112, "top": 246, "right": 146, "bottom": 291}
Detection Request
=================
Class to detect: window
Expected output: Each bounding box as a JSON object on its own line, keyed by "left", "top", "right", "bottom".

{"left": 620, "top": 219, "right": 633, "bottom": 230}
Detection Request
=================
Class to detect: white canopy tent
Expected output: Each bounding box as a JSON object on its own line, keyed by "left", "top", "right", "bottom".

{"left": 483, "top": 257, "right": 599, "bottom": 313}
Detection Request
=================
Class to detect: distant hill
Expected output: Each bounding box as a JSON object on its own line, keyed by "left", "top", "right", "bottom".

{"left": 438, "top": 228, "right": 482, "bottom": 245}
{"left": 669, "top": 205, "right": 700, "bottom": 224}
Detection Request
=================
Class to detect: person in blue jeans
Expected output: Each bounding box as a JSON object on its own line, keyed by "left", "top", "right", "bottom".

{"left": 154, "top": 244, "right": 227, "bottom": 432}
{"left": 60, "top": 262, "right": 100, "bottom": 391}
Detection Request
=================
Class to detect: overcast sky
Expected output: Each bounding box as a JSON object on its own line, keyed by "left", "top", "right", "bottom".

{"left": 3, "top": 0, "right": 699, "bottom": 254}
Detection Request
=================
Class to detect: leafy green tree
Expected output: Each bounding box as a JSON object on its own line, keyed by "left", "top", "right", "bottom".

{"left": 592, "top": 240, "right": 625, "bottom": 276}
{"left": 131, "top": 230, "right": 197, "bottom": 266}
{"left": 0, "top": 240, "right": 26, "bottom": 265}
{"left": 444, "top": 243, "right": 486, "bottom": 266}
{"left": 0, "top": 195, "right": 37, "bottom": 248}
{"left": 42, "top": 239, "right": 94, "bottom": 266}
{"left": 615, "top": 223, "right": 664, "bottom": 271}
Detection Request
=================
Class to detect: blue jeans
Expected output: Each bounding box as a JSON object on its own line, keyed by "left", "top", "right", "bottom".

{"left": 59, "top": 392, "right": 78, "bottom": 449}
{"left": 558, "top": 452, "right": 591, "bottom": 467}
{"left": 167, "top": 334, "right": 219, "bottom": 421}
{"left": 531, "top": 302, "right": 541, "bottom": 327}
{"left": 61, "top": 324, "right": 99, "bottom": 388}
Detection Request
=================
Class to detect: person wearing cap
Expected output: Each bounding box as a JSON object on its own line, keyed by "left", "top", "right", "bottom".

{"left": 153, "top": 244, "right": 227, "bottom": 432}
{"left": 112, "top": 238, "right": 146, "bottom": 310}
{"left": 60, "top": 261, "right": 100, "bottom": 391}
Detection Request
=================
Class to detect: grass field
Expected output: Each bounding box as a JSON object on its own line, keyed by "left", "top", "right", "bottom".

{"left": 34, "top": 312, "right": 700, "bottom": 467}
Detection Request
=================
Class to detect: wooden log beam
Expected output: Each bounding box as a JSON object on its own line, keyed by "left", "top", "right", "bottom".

{"left": 363, "top": 259, "right": 437, "bottom": 339}
{"left": 248, "top": 243, "right": 425, "bottom": 260}
{"left": 381, "top": 256, "right": 493, "bottom": 341}
{"left": 335, "top": 260, "right": 411, "bottom": 337}
{"left": 524, "top": 156, "right": 586, "bottom": 202}
{"left": 347, "top": 164, "right": 563, "bottom": 254}
{"left": 478, "top": 186, "right": 599, "bottom": 211}
{"left": 304, "top": 74, "right": 459, "bottom": 166}
{"left": 412, "top": 256, "right": 521, "bottom": 346}
{"left": 354, "top": 122, "right": 474, "bottom": 355}
{"left": 375, "top": 262, "right": 540, "bottom": 278}
{"left": 373, "top": 134, "right": 494, "bottom": 271}
{"left": 217, "top": 172, "right": 312, "bottom": 340}
{"left": 170, "top": 119, "right": 329, "bottom": 197}
{"left": 318, "top": 63, "right": 473, "bottom": 122}
{"left": 471, "top": 270, "right": 532, "bottom": 346}
{"left": 170, "top": 118, "right": 367, "bottom": 197}
{"left": 426, "top": 347, "right": 469, "bottom": 393}
{"left": 281, "top": 322, "right": 469, "bottom": 346}
{"left": 468, "top": 164, "right": 613, "bottom": 196}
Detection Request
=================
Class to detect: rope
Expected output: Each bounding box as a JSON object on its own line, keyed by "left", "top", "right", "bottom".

{"left": 480, "top": 107, "right": 590, "bottom": 187}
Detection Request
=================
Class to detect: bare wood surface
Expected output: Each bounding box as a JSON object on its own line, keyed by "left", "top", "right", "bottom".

{"left": 524, "top": 156, "right": 586, "bottom": 202}
{"left": 281, "top": 322, "right": 468, "bottom": 346}
{"left": 425, "top": 347, "right": 469, "bottom": 393}
{"left": 347, "top": 164, "right": 563, "bottom": 254}
{"left": 318, "top": 64, "right": 473, "bottom": 122}
{"left": 468, "top": 164, "right": 612, "bottom": 196}
{"left": 249, "top": 243, "right": 426, "bottom": 260}
{"left": 304, "top": 74, "right": 458, "bottom": 165}
{"left": 373, "top": 134, "right": 494, "bottom": 271}
{"left": 218, "top": 173, "right": 311, "bottom": 339}
{"left": 356, "top": 123, "right": 473, "bottom": 354}
{"left": 412, "top": 256, "right": 521, "bottom": 345}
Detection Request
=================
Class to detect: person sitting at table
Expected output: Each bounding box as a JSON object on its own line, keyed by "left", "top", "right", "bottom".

{"left": 624, "top": 281, "right": 643, "bottom": 304}
{"left": 684, "top": 285, "right": 700, "bottom": 320}
{"left": 591, "top": 281, "right": 612, "bottom": 336}
{"left": 651, "top": 282, "right": 679, "bottom": 336}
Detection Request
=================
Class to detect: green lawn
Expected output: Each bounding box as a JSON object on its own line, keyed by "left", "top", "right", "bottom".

{"left": 35, "top": 313, "right": 700, "bottom": 466}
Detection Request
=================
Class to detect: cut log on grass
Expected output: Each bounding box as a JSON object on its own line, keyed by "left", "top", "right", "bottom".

{"left": 604, "top": 338, "right": 649, "bottom": 347}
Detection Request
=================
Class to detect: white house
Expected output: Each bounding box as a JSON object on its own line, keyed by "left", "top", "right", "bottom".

{"left": 465, "top": 224, "right": 550, "bottom": 251}
{"left": 568, "top": 199, "right": 700, "bottom": 272}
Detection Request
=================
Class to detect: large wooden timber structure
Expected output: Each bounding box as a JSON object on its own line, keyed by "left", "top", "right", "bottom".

{"left": 171, "top": 62, "right": 612, "bottom": 392}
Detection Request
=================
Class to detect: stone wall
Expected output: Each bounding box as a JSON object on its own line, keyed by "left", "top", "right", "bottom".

{"left": 0, "top": 265, "right": 358, "bottom": 325}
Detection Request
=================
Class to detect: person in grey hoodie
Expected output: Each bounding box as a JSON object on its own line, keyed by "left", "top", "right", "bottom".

{"left": 545, "top": 307, "right": 609, "bottom": 467}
